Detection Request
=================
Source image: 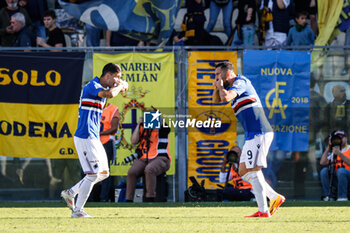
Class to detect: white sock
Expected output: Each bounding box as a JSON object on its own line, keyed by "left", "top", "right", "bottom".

{"left": 259, "top": 171, "right": 278, "bottom": 201}
{"left": 242, "top": 171, "right": 268, "bottom": 213}
{"left": 69, "top": 179, "right": 84, "bottom": 197}
{"left": 74, "top": 175, "right": 97, "bottom": 212}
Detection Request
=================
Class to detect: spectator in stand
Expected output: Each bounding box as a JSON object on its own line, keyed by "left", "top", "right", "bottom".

{"left": 0, "top": 0, "right": 32, "bottom": 46}
{"left": 180, "top": 0, "right": 223, "bottom": 45}
{"left": 206, "top": 0, "right": 233, "bottom": 38}
{"left": 294, "top": 0, "right": 317, "bottom": 36}
{"left": 231, "top": 0, "right": 256, "bottom": 46}
{"left": 262, "top": 0, "right": 293, "bottom": 47}
{"left": 286, "top": 11, "right": 315, "bottom": 46}
{"left": 36, "top": 9, "right": 66, "bottom": 51}
{"left": 10, "top": 11, "right": 35, "bottom": 46}
{"left": 20, "top": 0, "right": 47, "bottom": 40}
{"left": 324, "top": 84, "right": 350, "bottom": 135}
{"left": 85, "top": 23, "right": 101, "bottom": 46}
{"left": 183, "top": 0, "right": 208, "bottom": 45}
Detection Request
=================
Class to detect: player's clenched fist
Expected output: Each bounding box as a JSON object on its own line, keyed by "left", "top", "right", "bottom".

{"left": 213, "top": 76, "right": 223, "bottom": 88}
{"left": 120, "top": 80, "right": 129, "bottom": 92}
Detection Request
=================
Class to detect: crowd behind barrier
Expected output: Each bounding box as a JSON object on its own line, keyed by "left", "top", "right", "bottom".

{"left": 1, "top": 46, "right": 350, "bottom": 202}
{"left": 0, "top": 0, "right": 325, "bottom": 49}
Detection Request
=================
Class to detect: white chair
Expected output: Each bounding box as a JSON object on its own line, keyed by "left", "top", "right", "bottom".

{"left": 64, "top": 34, "right": 72, "bottom": 47}
{"left": 174, "top": 8, "right": 187, "bottom": 31}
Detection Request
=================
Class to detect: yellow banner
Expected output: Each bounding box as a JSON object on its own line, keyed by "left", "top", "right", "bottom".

{"left": 187, "top": 51, "right": 237, "bottom": 189}
{"left": 93, "top": 52, "right": 175, "bottom": 176}
{"left": 0, "top": 103, "right": 78, "bottom": 158}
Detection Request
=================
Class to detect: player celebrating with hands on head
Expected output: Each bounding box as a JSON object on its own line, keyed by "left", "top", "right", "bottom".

{"left": 61, "top": 63, "right": 128, "bottom": 218}
{"left": 213, "top": 62, "right": 285, "bottom": 218}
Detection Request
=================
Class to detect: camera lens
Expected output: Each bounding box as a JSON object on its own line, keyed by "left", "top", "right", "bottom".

{"left": 227, "top": 151, "right": 238, "bottom": 163}
{"left": 331, "top": 135, "right": 342, "bottom": 148}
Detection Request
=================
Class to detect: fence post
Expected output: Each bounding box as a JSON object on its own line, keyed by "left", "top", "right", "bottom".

{"left": 176, "top": 48, "right": 187, "bottom": 202}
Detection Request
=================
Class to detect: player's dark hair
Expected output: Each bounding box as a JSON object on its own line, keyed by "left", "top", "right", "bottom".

{"left": 216, "top": 62, "right": 234, "bottom": 73}
{"left": 101, "top": 63, "right": 121, "bottom": 77}
{"left": 44, "top": 10, "right": 57, "bottom": 19}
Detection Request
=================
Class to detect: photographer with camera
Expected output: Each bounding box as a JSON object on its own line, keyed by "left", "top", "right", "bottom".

{"left": 125, "top": 115, "right": 171, "bottom": 202}
{"left": 320, "top": 130, "right": 350, "bottom": 201}
{"left": 219, "top": 146, "right": 254, "bottom": 201}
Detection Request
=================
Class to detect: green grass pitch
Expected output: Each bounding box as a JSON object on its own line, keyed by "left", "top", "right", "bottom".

{"left": 0, "top": 202, "right": 350, "bottom": 232}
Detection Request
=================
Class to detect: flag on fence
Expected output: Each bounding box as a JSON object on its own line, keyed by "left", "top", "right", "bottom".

{"left": 311, "top": 0, "right": 350, "bottom": 70}
{"left": 58, "top": 0, "right": 182, "bottom": 45}
{"left": 244, "top": 50, "right": 310, "bottom": 151}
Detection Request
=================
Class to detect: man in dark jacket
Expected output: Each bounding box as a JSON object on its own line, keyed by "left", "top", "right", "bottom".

{"left": 0, "top": 0, "right": 32, "bottom": 46}
{"left": 11, "top": 12, "right": 35, "bottom": 47}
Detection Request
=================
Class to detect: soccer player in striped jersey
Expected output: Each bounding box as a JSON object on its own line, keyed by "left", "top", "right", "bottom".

{"left": 61, "top": 63, "right": 128, "bottom": 218}
{"left": 213, "top": 61, "right": 285, "bottom": 217}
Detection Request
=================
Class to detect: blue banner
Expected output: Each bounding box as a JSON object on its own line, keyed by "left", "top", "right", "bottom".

{"left": 58, "top": 0, "right": 182, "bottom": 45}
{"left": 338, "top": 0, "right": 350, "bottom": 32}
{"left": 243, "top": 50, "right": 310, "bottom": 151}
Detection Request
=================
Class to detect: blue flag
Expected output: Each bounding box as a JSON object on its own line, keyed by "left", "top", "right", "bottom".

{"left": 243, "top": 50, "right": 310, "bottom": 151}
{"left": 58, "top": 0, "right": 181, "bottom": 45}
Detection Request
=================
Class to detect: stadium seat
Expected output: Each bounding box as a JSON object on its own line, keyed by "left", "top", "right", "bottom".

{"left": 210, "top": 32, "right": 228, "bottom": 45}
{"left": 204, "top": 8, "right": 224, "bottom": 32}
{"left": 174, "top": 8, "right": 187, "bottom": 31}
{"left": 64, "top": 34, "right": 72, "bottom": 47}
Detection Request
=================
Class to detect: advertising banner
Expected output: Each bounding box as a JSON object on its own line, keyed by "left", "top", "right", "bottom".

{"left": 0, "top": 52, "right": 85, "bottom": 158}
{"left": 187, "top": 51, "right": 237, "bottom": 189}
{"left": 93, "top": 52, "right": 175, "bottom": 175}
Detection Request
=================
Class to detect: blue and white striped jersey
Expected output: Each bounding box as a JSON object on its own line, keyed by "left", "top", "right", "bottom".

{"left": 227, "top": 75, "right": 272, "bottom": 140}
{"left": 75, "top": 77, "right": 106, "bottom": 139}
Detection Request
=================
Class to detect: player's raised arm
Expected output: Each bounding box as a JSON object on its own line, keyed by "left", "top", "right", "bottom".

{"left": 213, "top": 87, "right": 221, "bottom": 103}
{"left": 97, "top": 63, "right": 129, "bottom": 99}
{"left": 97, "top": 80, "right": 128, "bottom": 98}
{"left": 219, "top": 88, "right": 237, "bottom": 102}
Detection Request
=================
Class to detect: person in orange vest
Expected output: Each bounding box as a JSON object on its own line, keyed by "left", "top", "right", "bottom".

{"left": 320, "top": 130, "right": 350, "bottom": 201}
{"left": 219, "top": 146, "right": 254, "bottom": 201}
{"left": 125, "top": 115, "right": 171, "bottom": 202}
{"left": 99, "top": 102, "right": 120, "bottom": 202}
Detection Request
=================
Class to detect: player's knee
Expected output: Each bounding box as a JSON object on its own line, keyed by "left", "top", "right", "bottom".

{"left": 85, "top": 174, "right": 98, "bottom": 183}
{"left": 97, "top": 170, "right": 109, "bottom": 182}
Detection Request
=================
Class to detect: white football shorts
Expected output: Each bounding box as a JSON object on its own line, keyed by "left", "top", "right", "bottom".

{"left": 74, "top": 136, "right": 109, "bottom": 174}
{"left": 240, "top": 132, "right": 274, "bottom": 169}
